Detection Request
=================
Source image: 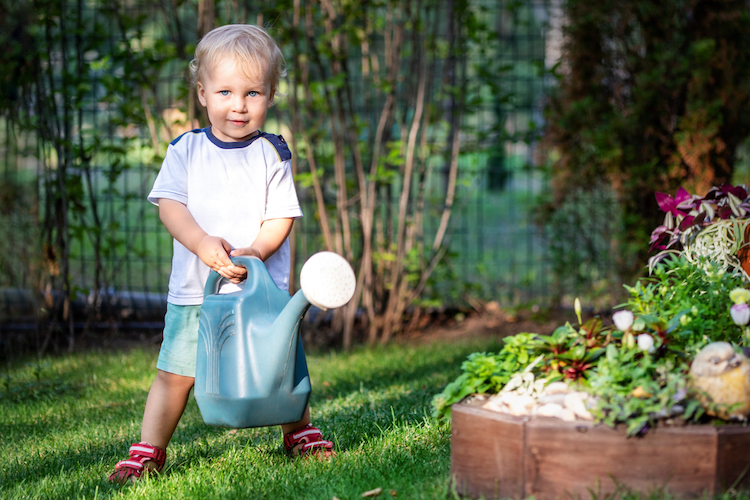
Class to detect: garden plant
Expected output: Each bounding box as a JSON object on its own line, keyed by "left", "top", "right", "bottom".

{"left": 542, "top": 0, "right": 750, "bottom": 284}
{"left": 434, "top": 184, "right": 750, "bottom": 437}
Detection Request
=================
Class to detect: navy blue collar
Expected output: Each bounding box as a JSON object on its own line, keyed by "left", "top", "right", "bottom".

{"left": 205, "top": 127, "right": 264, "bottom": 149}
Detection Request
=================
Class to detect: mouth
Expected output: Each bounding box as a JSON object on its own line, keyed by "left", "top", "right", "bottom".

{"left": 229, "top": 120, "right": 248, "bottom": 127}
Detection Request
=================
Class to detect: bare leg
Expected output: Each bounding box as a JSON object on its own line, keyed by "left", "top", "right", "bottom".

{"left": 141, "top": 369, "right": 195, "bottom": 450}
{"left": 281, "top": 405, "right": 311, "bottom": 435}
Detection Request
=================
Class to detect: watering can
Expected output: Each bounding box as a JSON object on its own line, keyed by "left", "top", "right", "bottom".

{"left": 194, "top": 251, "right": 356, "bottom": 428}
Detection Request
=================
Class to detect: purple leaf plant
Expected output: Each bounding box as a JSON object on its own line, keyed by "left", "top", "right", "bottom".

{"left": 649, "top": 184, "right": 750, "bottom": 254}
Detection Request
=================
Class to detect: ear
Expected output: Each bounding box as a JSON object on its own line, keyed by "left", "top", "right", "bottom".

{"left": 197, "top": 82, "right": 207, "bottom": 107}
{"left": 267, "top": 89, "right": 276, "bottom": 108}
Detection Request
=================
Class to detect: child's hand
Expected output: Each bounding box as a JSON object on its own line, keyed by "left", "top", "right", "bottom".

{"left": 226, "top": 247, "right": 263, "bottom": 281}
{"left": 197, "top": 236, "right": 245, "bottom": 282}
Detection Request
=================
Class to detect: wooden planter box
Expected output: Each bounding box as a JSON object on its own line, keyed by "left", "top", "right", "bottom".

{"left": 450, "top": 402, "right": 750, "bottom": 499}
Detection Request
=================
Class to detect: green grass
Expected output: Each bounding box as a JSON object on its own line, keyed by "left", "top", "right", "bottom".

{"left": 1, "top": 339, "right": 502, "bottom": 500}
{"left": 6, "top": 339, "right": 747, "bottom": 500}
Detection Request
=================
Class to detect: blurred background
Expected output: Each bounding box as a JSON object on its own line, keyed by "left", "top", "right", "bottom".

{"left": 1, "top": 0, "right": 749, "bottom": 357}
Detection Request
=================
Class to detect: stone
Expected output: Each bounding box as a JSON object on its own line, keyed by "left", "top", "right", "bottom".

{"left": 565, "top": 391, "right": 593, "bottom": 420}
{"left": 537, "top": 403, "right": 564, "bottom": 418}
{"left": 537, "top": 393, "right": 567, "bottom": 406}
{"left": 543, "top": 381, "right": 569, "bottom": 395}
{"left": 560, "top": 408, "right": 577, "bottom": 421}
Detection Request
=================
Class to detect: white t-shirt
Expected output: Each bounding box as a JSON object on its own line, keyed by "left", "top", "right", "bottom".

{"left": 148, "top": 127, "right": 303, "bottom": 305}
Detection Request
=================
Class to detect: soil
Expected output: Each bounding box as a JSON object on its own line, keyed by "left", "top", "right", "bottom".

{"left": 395, "top": 304, "right": 579, "bottom": 345}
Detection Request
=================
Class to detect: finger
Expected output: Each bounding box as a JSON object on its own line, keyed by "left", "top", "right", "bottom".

{"left": 217, "top": 264, "right": 245, "bottom": 280}
{"left": 220, "top": 238, "right": 233, "bottom": 252}
{"left": 215, "top": 254, "right": 233, "bottom": 268}
{"left": 226, "top": 264, "right": 247, "bottom": 276}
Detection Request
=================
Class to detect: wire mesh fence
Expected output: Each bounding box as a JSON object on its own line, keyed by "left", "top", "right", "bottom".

{"left": 0, "top": 0, "right": 620, "bottom": 336}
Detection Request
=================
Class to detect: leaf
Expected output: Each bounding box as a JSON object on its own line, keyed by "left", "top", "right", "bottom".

{"left": 580, "top": 317, "right": 603, "bottom": 338}
{"left": 655, "top": 191, "right": 676, "bottom": 214}
{"left": 666, "top": 310, "right": 690, "bottom": 334}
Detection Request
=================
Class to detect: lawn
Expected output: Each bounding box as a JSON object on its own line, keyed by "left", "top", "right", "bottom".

{"left": 5, "top": 334, "right": 750, "bottom": 500}
{"left": 1, "top": 338, "right": 502, "bottom": 500}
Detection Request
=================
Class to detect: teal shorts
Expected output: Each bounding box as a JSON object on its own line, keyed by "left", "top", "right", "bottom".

{"left": 156, "top": 303, "right": 201, "bottom": 377}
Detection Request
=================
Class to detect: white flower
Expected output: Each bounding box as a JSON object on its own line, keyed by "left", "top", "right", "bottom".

{"left": 637, "top": 334, "right": 655, "bottom": 353}
{"left": 612, "top": 310, "right": 634, "bottom": 331}
{"left": 730, "top": 303, "right": 750, "bottom": 326}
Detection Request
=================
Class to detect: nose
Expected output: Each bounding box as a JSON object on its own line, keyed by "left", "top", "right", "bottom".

{"left": 231, "top": 94, "right": 247, "bottom": 112}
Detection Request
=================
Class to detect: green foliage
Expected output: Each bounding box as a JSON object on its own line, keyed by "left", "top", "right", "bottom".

{"left": 544, "top": 184, "right": 627, "bottom": 307}
{"left": 587, "top": 344, "right": 698, "bottom": 436}
{"left": 542, "top": 0, "right": 750, "bottom": 280}
{"left": 431, "top": 333, "right": 536, "bottom": 419}
{"left": 0, "top": 0, "right": 187, "bottom": 348}
{"left": 433, "top": 257, "right": 748, "bottom": 436}
{"left": 624, "top": 255, "right": 747, "bottom": 356}
{"left": 531, "top": 318, "right": 608, "bottom": 381}
{"left": 585, "top": 255, "right": 747, "bottom": 435}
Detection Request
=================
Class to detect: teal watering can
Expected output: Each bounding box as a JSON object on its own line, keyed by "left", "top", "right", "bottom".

{"left": 194, "top": 251, "right": 356, "bottom": 428}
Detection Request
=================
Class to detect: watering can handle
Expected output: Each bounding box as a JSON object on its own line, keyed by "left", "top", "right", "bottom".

{"left": 203, "top": 255, "right": 266, "bottom": 299}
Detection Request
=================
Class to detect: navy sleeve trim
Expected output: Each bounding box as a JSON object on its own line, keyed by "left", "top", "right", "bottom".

{"left": 260, "top": 133, "right": 292, "bottom": 162}
{"left": 170, "top": 128, "right": 205, "bottom": 146}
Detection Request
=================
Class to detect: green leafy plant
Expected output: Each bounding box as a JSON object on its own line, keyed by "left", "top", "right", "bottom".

{"left": 431, "top": 333, "right": 536, "bottom": 419}
{"left": 532, "top": 318, "right": 609, "bottom": 381}
{"left": 625, "top": 255, "right": 747, "bottom": 355}
{"left": 433, "top": 255, "right": 749, "bottom": 435}
{"left": 587, "top": 344, "right": 700, "bottom": 436}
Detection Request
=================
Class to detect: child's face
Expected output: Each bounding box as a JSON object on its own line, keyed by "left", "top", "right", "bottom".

{"left": 197, "top": 58, "right": 275, "bottom": 143}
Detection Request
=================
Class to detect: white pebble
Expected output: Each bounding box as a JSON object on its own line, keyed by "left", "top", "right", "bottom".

{"left": 543, "top": 381, "right": 569, "bottom": 395}
{"left": 482, "top": 394, "right": 508, "bottom": 413}
{"left": 506, "top": 394, "right": 536, "bottom": 416}
{"left": 537, "top": 393, "right": 567, "bottom": 406}
{"left": 560, "top": 408, "right": 577, "bottom": 421}
{"left": 537, "top": 403, "right": 564, "bottom": 418}
{"left": 564, "top": 392, "right": 593, "bottom": 420}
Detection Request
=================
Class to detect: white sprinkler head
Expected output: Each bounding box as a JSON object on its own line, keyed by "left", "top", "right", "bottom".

{"left": 299, "top": 251, "right": 356, "bottom": 310}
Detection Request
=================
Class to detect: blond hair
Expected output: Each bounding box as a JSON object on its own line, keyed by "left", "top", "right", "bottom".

{"left": 189, "top": 25, "right": 286, "bottom": 94}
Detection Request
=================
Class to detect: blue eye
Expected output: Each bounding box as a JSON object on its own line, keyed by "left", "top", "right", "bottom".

{"left": 248, "top": 91, "right": 259, "bottom": 97}
{"left": 219, "top": 90, "right": 230, "bottom": 96}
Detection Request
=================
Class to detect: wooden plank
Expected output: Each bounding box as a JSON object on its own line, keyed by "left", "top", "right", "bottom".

{"left": 450, "top": 403, "right": 527, "bottom": 499}
{"left": 524, "top": 417, "right": 717, "bottom": 499}
{"left": 451, "top": 403, "right": 750, "bottom": 499}
{"left": 716, "top": 426, "right": 750, "bottom": 493}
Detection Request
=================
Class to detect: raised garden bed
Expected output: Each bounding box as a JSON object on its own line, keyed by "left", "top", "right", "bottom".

{"left": 450, "top": 402, "right": 750, "bottom": 499}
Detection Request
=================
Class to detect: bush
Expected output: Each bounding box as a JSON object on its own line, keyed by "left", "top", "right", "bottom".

{"left": 542, "top": 0, "right": 750, "bottom": 280}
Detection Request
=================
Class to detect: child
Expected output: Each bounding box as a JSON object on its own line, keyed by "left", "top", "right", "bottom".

{"left": 109, "top": 24, "right": 333, "bottom": 483}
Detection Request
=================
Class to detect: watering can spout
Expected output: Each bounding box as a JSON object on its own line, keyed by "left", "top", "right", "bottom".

{"left": 276, "top": 249, "right": 358, "bottom": 333}
{"left": 270, "top": 250, "right": 356, "bottom": 401}
{"left": 283, "top": 289, "right": 313, "bottom": 324}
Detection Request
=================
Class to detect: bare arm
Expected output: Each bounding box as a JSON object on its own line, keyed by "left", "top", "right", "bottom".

{"left": 158, "top": 198, "right": 245, "bottom": 282}
{"left": 230, "top": 218, "right": 295, "bottom": 262}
